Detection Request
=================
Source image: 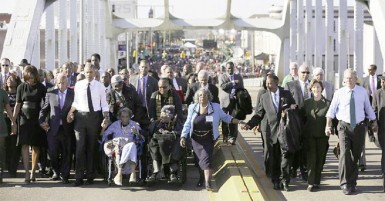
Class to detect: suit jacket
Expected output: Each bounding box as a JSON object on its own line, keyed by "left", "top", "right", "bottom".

{"left": 38, "top": 88, "right": 75, "bottom": 136}
{"left": 129, "top": 74, "right": 159, "bottom": 110}
{"left": 106, "top": 85, "right": 150, "bottom": 126}
{"left": 185, "top": 83, "right": 219, "bottom": 105}
{"left": 372, "top": 89, "right": 385, "bottom": 129}
{"left": 218, "top": 73, "right": 244, "bottom": 108}
{"left": 301, "top": 97, "right": 330, "bottom": 138}
{"left": 68, "top": 74, "right": 77, "bottom": 87}
{"left": 284, "top": 80, "right": 310, "bottom": 109}
{"left": 362, "top": 75, "right": 381, "bottom": 102}
{"left": 175, "top": 77, "right": 188, "bottom": 93}
{"left": 247, "top": 87, "right": 295, "bottom": 144}
{"left": 322, "top": 81, "right": 334, "bottom": 101}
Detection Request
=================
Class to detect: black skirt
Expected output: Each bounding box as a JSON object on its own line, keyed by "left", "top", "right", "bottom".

{"left": 192, "top": 113, "right": 214, "bottom": 170}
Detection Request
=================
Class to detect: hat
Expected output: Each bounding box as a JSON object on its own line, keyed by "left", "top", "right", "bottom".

{"left": 111, "top": 75, "right": 123, "bottom": 85}
{"left": 19, "top": 59, "right": 29, "bottom": 66}
{"left": 380, "top": 73, "right": 385, "bottom": 80}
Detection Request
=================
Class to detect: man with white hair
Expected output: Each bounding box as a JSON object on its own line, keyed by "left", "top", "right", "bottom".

{"left": 312, "top": 67, "right": 334, "bottom": 101}
{"left": 281, "top": 62, "right": 298, "bottom": 87}
{"left": 185, "top": 70, "right": 219, "bottom": 105}
{"left": 326, "top": 68, "right": 378, "bottom": 195}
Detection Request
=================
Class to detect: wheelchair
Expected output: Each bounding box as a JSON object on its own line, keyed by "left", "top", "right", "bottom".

{"left": 103, "top": 131, "right": 145, "bottom": 186}
{"left": 145, "top": 123, "right": 187, "bottom": 186}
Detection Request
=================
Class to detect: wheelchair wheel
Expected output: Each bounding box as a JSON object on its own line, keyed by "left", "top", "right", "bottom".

{"left": 178, "top": 148, "right": 188, "bottom": 184}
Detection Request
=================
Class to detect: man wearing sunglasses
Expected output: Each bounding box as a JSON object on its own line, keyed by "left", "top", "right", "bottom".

{"left": 284, "top": 64, "right": 311, "bottom": 182}
{"left": 0, "top": 58, "right": 11, "bottom": 90}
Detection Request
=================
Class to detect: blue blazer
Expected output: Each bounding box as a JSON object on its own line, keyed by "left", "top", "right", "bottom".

{"left": 181, "top": 102, "right": 233, "bottom": 140}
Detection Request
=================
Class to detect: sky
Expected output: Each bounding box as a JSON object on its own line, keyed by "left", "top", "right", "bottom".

{"left": 0, "top": 0, "right": 357, "bottom": 17}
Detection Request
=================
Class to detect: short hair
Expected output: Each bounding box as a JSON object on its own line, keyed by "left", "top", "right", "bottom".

{"left": 370, "top": 64, "right": 377, "bottom": 70}
{"left": 197, "top": 70, "right": 209, "bottom": 80}
{"left": 290, "top": 62, "right": 298, "bottom": 69}
{"left": 1, "top": 58, "right": 10, "bottom": 63}
{"left": 343, "top": 68, "right": 357, "bottom": 79}
{"left": 117, "top": 107, "right": 133, "bottom": 120}
{"left": 312, "top": 67, "right": 324, "bottom": 76}
{"left": 226, "top": 61, "right": 234, "bottom": 68}
{"left": 266, "top": 75, "right": 279, "bottom": 84}
{"left": 61, "top": 61, "right": 73, "bottom": 69}
{"left": 161, "top": 105, "right": 176, "bottom": 119}
{"left": 298, "top": 64, "right": 309, "bottom": 72}
{"left": 38, "top": 69, "right": 47, "bottom": 78}
{"left": 23, "top": 65, "right": 39, "bottom": 83}
{"left": 55, "top": 73, "right": 67, "bottom": 84}
{"left": 139, "top": 60, "right": 148, "bottom": 66}
{"left": 84, "top": 62, "right": 96, "bottom": 71}
{"left": 193, "top": 88, "right": 213, "bottom": 103}
{"left": 159, "top": 77, "right": 172, "bottom": 87}
{"left": 91, "top": 53, "right": 101, "bottom": 61}
{"left": 309, "top": 79, "right": 324, "bottom": 91}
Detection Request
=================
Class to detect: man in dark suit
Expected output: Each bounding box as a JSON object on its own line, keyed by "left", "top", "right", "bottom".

{"left": 164, "top": 66, "right": 188, "bottom": 94}
{"left": 129, "top": 60, "right": 158, "bottom": 117}
{"left": 185, "top": 70, "right": 219, "bottom": 105}
{"left": 39, "top": 73, "right": 74, "bottom": 184}
{"left": 284, "top": 64, "right": 311, "bottom": 181}
{"left": 61, "top": 62, "right": 77, "bottom": 87}
{"left": 360, "top": 64, "right": 381, "bottom": 171}
{"left": 371, "top": 74, "right": 385, "bottom": 192}
{"left": 242, "top": 75, "right": 296, "bottom": 191}
{"left": 219, "top": 61, "right": 244, "bottom": 145}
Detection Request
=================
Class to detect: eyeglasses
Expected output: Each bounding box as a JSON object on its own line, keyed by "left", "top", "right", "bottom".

{"left": 301, "top": 71, "right": 310, "bottom": 74}
{"left": 1, "top": 64, "right": 9, "bottom": 67}
{"left": 159, "top": 86, "right": 168, "bottom": 89}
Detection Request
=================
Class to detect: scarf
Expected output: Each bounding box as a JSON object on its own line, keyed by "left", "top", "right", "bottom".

{"left": 155, "top": 91, "right": 173, "bottom": 119}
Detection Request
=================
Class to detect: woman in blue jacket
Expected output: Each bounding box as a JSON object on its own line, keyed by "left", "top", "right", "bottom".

{"left": 180, "top": 88, "right": 244, "bottom": 191}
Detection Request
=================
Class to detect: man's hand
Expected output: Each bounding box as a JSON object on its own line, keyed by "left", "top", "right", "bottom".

{"left": 11, "top": 121, "right": 17, "bottom": 135}
{"left": 67, "top": 112, "right": 74, "bottom": 123}
{"left": 290, "top": 104, "right": 297, "bottom": 110}
{"left": 101, "top": 118, "right": 110, "bottom": 129}
{"left": 40, "top": 122, "right": 50, "bottom": 132}
{"left": 241, "top": 124, "right": 250, "bottom": 130}
{"left": 180, "top": 137, "right": 186, "bottom": 148}
{"left": 325, "top": 126, "right": 334, "bottom": 136}
{"left": 234, "top": 80, "right": 240, "bottom": 84}
{"left": 371, "top": 120, "right": 378, "bottom": 133}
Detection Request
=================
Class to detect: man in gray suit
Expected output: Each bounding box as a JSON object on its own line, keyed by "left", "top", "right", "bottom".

{"left": 129, "top": 60, "right": 158, "bottom": 117}
{"left": 312, "top": 67, "right": 334, "bottom": 101}
{"left": 242, "top": 75, "right": 296, "bottom": 191}
{"left": 219, "top": 61, "right": 244, "bottom": 145}
{"left": 359, "top": 64, "right": 381, "bottom": 171}
{"left": 371, "top": 74, "right": 385, "bottom": 192}
{"left": 0, "top": 58, "right": 11, "bottom": 90}
{"left": 39, "top": 73, "right": 74, "bottom": 184}
{"left": 284, "top": 64, "right": 311, "bottom": 181}
{"left": 185, "top": 70, "right": 219, "bottom": 105}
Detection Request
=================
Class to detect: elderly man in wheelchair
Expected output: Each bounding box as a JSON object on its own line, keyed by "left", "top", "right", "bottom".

{"left": 102, "top": 107, "right": 145, "bottom": 186}
{"left": 146, "top": 105, "right": 183, "bottom": 183}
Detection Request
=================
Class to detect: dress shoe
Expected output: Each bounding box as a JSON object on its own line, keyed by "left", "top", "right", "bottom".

{"left": 169, "top": 173, "right": 178, "bottom": 183}
{"left": 313, "top": 184, "right": 320, "bottom": 189}
{"left": 307, "top": 185, "right": 315, "bottom": 192}
{"left": 228, "top": 137, "right": 236, "bottom": 145}
{"left": 273, "top": 182, "right": 281, "bottom": 190}
{"left": 85, "top": 179, "right": 94, "bottom": 185}
{"left": 205, "top": 181, "right": 213, "bottom": 191}
{"left": 51, "top": 173, "right": 60, "bottom": 181}
{"left": 146, "top": 173, "right": 158, "bottom": 183}
{"left": 350, "top": 185, "right": 357, "bottom": 193}
{"left": 281, "top": 182, "right": 290, "bottom": 192}
{"left": 341, "top": 185, "right": 351, "bottom": 195}
{"left": 61, "top": 178, "right": 70, "bottom": 184}
{"left": 74, "top": 180, "right": 84, "bottom": 186}
{"left": 359, "top": 165, "right": 366, "bottom": 172}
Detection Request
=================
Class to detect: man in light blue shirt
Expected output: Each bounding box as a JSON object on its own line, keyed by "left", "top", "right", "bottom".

{"left": 326, "top": 68, "right": 378, "bottom": 195}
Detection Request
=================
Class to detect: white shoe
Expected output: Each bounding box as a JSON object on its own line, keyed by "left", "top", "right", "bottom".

{"left": 114, "top": 174, "right": 122, "bottom": 186}
{"left": 129, "top": 172, "right": 137, "bottom": 183}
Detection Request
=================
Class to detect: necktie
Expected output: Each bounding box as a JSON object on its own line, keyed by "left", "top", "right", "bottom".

{"left": 304, "top": 82, "right": 309, "bottom": 99}
{"left": 59, "top": 92, "right": 64, "bottom": 109}
{"left": 273, "top": 93, "right": 278, "bottom": 112}
{"left": 371, "top": 76, "right": 375, "bottom": 96}
{"left": 350, "top": 90, "right": 356, "bottom": 129}
{"left": 87, "top": 83, "right": 94, "bottom": 112}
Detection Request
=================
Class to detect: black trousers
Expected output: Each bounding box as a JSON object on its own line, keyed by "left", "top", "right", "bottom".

{"left": 266, "top": 140, "right": 293, "bottom": 184}
{"left": 222, "top": 99, "right": 238, "bottom": 139}
{"left": 306, "top": 137, "right": 329, "bottom": 185}
{"left": 5, "top": 118, "right": 20, "bottom": 175}
{"left": 74, "top": 111, "right": 102, "bottom": 180}
{"left": 337, "top": 121, "right": 366, "bottom": 187}
{"left": 47, "top": 126, "right": 72, "bottom": 179}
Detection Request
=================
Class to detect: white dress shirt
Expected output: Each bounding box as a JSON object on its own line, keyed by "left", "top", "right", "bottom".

{"left": 72, "top": 79, "right": 109, "bottom": 112}
{"left": 369, "top": 75, "right": 378, "bottom": 96}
